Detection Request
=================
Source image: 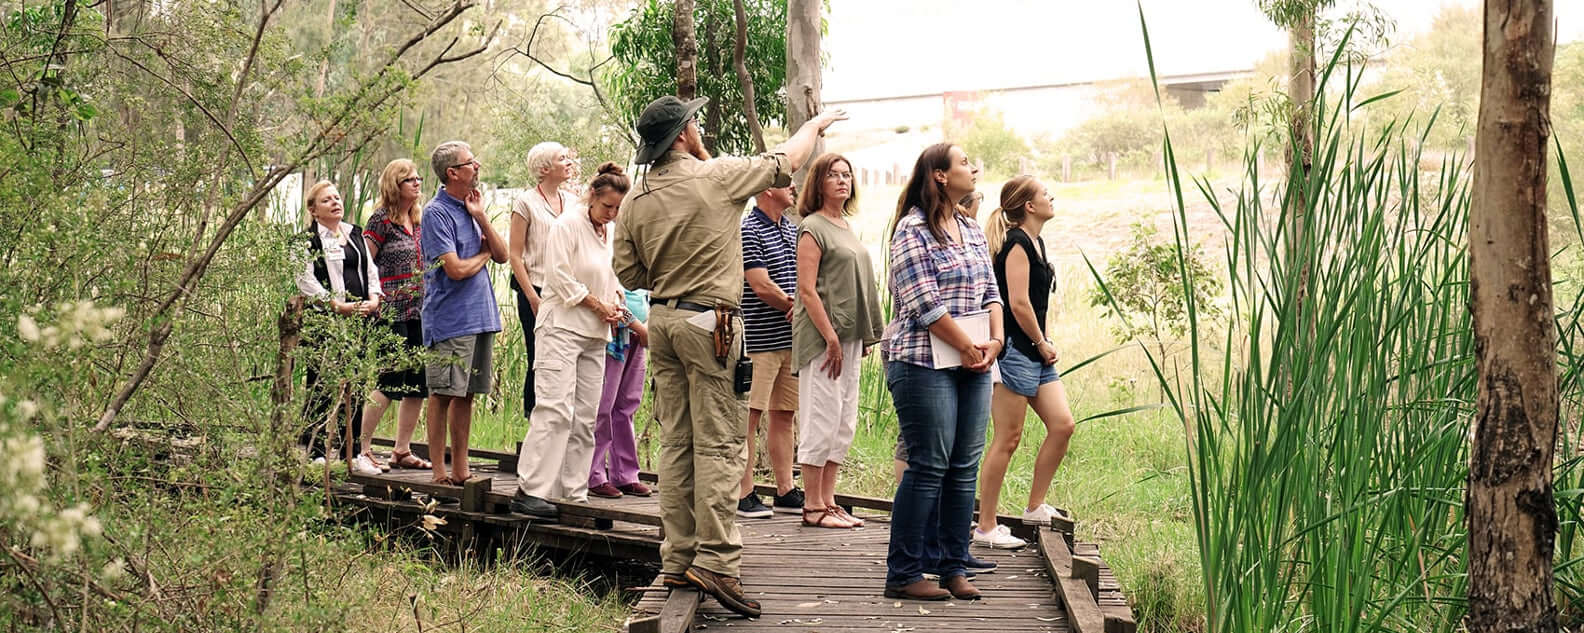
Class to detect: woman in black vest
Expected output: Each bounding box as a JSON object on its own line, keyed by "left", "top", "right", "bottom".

{"left": 972, "top": 175, "right": 1076, "bottom": 550}
{"left": 295, "top": 180, "right": 383, "bottom": 462}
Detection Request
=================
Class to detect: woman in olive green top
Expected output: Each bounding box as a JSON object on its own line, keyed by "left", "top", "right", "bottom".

{"left": 793, "top": 153, "right": 885, "bottom": 529}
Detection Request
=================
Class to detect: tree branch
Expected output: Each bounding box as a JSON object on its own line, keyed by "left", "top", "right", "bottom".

{"left": 504, "top": 11, "right": 630, "bottom": 147}
{"left": 93, "top": 0, "right": 484, "bottom": 433}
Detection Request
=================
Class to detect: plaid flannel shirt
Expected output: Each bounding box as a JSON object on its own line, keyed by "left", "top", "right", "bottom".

{"left": 882, "top": 207, "right": 1002, "bottom": 368}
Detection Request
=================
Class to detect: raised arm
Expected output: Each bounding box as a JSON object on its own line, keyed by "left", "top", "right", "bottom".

{"left": 775, "top": 109, "right": 848, "bottom": 173}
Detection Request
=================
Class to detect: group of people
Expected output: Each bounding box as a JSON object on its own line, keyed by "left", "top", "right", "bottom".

{"left": 294, "top": 93, "right": 1079, "bottom": 617}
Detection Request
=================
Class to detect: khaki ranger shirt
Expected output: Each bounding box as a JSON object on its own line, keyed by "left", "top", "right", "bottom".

{"left": 614, "top": 150, "right": 793, "bottom": 308}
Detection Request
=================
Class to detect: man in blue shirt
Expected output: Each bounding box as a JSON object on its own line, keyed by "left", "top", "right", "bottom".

{"left": 419, "top": 140, "right": 508, "bottom": 488}
{"left": 735, "top": 184, "right": 805, "bottom": 519}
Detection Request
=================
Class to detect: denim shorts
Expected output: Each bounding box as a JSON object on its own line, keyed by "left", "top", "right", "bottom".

{"left": 995, "top": 345, "right": 1060, "bottom": 397}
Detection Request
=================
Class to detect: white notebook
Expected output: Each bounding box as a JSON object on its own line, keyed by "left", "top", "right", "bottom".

{"left": 929, "top": 309, "right": 991, "bottom": 368}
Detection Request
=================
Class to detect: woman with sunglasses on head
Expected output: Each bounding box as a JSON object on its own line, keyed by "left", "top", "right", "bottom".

{"left": 882, "top": 143, "right": 1002, "bottom": 602}
{"left": 349, "top": 159, "right": 432, "bottom": 476}
{"left": 970, "top": 176, "right": 1076, "bottom": 550}
{"left": 792, "top": 153, "right": 884, "bottom": 529}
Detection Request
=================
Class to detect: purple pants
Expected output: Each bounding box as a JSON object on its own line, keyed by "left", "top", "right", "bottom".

{"left": 589, "top": 344, "right": 646, "bottom": 488}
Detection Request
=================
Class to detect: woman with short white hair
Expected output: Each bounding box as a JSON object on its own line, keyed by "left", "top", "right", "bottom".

{"left": 508, "top": 141, "right": 578, "bottom": 420}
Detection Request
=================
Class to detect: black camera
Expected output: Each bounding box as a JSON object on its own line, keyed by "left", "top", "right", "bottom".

{"left": 733, "top": 353, "right": 754, "bottom": 395}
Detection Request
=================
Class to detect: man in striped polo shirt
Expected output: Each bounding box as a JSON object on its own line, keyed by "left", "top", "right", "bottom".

{"left": 735, "top": 183, "right": 806, "bottom": 518}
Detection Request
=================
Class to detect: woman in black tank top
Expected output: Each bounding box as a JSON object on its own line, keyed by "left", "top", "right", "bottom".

{"left": 971, "top": 176, "right": 1078, "bottom": 550}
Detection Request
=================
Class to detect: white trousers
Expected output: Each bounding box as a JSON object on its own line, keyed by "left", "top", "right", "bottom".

{"left": 796, "top": 339, "right": 862, "bottom": 465}
{"left": 516, "top": 326, "right": 607, "bottom": 502}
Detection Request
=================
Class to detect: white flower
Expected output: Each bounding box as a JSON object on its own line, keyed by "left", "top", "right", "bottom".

{"left": 17, "top": 315, "right": 39, "bottom": 342}
{"left": 102, "top": 559, "right": 127, "bottom": 581}
{"left": 16, "top": 400, "right": 38, "bottom": 421}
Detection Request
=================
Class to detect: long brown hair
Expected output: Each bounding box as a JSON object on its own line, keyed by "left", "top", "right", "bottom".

{"left": 376, "top": 159, "right": 423, "bottom": 225}
{"left": 797, "top": 153, "right": 858, "bottom": 217}
{"left": 889, "top": 143, "right": 959, "bottom": 244}
{"left": 985, "top": 175, "right": 1039, "bottom": 255}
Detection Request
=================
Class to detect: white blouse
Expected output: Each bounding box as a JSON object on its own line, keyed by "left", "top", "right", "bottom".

{"left": 511, "top": 187, "right": 580, "bottom": 290}
{"left": 295, "top": 221, "right": 383, "bottom": 302}
{"left": 538, "top": 211, "right": 621, "bottom": 341}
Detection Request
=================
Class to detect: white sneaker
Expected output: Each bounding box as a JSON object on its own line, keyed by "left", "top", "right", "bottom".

{"left": 350, "top": 454, "right": 382, "bottom": 476}
{"left": 1022, "top": 503, "right": 1073, "bottom": 525}
{"left": 971, "top": 524, "right": 1027, "bottom": 549}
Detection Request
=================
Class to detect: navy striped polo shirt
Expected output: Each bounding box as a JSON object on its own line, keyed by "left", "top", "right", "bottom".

{"left": 740, "top": 207, "right": 798, "bottom": 353}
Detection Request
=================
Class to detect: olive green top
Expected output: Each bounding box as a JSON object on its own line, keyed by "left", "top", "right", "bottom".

{"left": 792, "top": 212, "right": 885, "bottom": 370}
{"left": 613, "top": 150, "right": 793, "bottom": 308}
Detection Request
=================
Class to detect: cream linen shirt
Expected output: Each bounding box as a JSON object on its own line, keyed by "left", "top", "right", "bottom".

{"left": 512, "top": 187, "right": 579, "bottom": 289}
{"left": 538, "top": 210, "right": 622, "bottom": 341}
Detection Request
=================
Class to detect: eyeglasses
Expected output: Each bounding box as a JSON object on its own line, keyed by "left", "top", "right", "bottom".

{"left": 449, "top": 158, "right": 479, "bottom": 170}
{"left": 826, "top": 171, "right": 854, "bottom": 181}
{"left": 400, "top": 176, "right": 423, "bottom": 185}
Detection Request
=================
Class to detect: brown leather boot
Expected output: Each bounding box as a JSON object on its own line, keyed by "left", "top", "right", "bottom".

{"left": 684, "top": 566, "right": 762, "bottom": 618}
{"left": 883, "top": 579, "right": 951, "bottom": 601}
{"left": 941, "top": 574, "right": 982, "bottom": 600}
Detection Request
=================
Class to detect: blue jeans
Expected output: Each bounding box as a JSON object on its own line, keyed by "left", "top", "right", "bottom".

{"left": 885, "top": 361, "right": 991, "bottom": 587}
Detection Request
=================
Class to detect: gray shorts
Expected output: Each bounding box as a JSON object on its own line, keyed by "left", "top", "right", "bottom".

{"left": 426, "top": 332, "right": 495, "bottom": 397}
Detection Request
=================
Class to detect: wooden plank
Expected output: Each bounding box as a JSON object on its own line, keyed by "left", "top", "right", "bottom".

{"left": 367, "top": 437, "right": 517, "bottom": 471}
{"left": 1072, "top": 556, "right": 1102, "bottom": 600}
{"left": 657, "top": 588, "right": 701, "bottom": 633}
{"left": 460, "top": 477, "right": 489, "bottom": 513}
{"left": 1039, "top": 530, "right": 1105, "bottom": 633}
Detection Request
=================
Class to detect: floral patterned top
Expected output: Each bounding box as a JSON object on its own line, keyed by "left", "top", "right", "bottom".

{"left": 363, "top": 209, "right": 424, "bottom": 322}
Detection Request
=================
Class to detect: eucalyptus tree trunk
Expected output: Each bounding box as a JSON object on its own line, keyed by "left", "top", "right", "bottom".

{"left": 1288, "top": 9, "right": 1314, "bottom": 174}
{"left": 672, "top": 0, "right": 698, "bottom": 100}
{"left": 1467, "top": 1, "right": 1558, "bottom": 632}
{"left": 785, "top": 0, "right": 822, "bottom": 182}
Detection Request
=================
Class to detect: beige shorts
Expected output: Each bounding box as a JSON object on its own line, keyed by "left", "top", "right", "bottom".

{"left": 747, "top": 349, "right": 799, "bottom": 412}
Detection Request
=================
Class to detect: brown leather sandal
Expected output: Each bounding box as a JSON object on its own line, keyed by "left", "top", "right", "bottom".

{"left": 390, "top": 449, "right": 431, "bottom": 470}
{"left": 801, "top": 506, "right": 852, "bottom": 529}
{"left": 833, "top": 505, "right": 865, "bottom": 527}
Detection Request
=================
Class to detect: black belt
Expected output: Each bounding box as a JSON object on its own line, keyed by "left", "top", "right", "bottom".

{"left": 650, "top": 297, "right": 741, "bottom": 314}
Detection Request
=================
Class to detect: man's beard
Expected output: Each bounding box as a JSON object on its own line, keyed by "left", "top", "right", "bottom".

{"left": 685, "top": 133, "right": 711, "bottom": 161}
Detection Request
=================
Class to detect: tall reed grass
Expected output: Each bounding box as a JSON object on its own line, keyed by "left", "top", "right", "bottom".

{"left": 1099, "top": 18, "right": 1584, "bottom": 633}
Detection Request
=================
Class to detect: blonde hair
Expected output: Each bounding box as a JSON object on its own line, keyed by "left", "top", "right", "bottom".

{"left": 376, "top": 159, "right": 423, "bottom": 225}
{"left": 304, "top": 179, "right": 337, "bottom": 228}
{"left": 985, "top": 175, "right": 1040, "bottom": 255}
{"left": 527, "top": 141, "right": 567, "bottom": 183}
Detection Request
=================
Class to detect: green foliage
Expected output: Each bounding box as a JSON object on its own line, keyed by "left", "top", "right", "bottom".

{"left": 604, "top": 0, "right": 787, "bottom": 156}
{"left": 954, "top": 110, "right": 1028, "bottom": 179}
{"left": 1087, "top": 222, "right": 1222, "bottom": 344}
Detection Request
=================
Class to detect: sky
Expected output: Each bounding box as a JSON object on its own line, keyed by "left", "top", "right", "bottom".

{"left": 820, "top": 0, "right": 1584, "bottom": 101}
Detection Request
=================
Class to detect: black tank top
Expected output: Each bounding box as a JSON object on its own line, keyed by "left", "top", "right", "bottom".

{"left": 991, "top": 228, "right": 1053, "bottom": 360}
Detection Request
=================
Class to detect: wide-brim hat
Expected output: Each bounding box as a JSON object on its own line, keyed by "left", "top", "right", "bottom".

{"left": 634, "top": 95, "right": 709, "bottom": 165}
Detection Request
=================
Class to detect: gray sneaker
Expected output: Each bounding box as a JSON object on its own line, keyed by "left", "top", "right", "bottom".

{"left": 771, "top": 487, "right": 805, "bottom": 513}
{"left": 736, "top": 493, "right": 772, "bottom": 518}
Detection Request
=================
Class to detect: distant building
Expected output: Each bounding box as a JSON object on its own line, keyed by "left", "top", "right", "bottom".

{"left": 827, "top": 69, "right": 1252, "bottom": 141}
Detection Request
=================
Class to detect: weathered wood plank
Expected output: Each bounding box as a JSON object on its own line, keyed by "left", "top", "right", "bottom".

{"left": 1039, "top": 530, "right": 1105, "bottom": 633}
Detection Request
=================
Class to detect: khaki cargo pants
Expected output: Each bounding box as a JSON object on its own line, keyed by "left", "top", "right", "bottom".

{"left": 648, "top": 305, "right": 748, "bottom": 578}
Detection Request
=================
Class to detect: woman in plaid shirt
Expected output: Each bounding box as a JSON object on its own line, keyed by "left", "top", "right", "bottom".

{"left": 882, "top": 143, "right": 1005, "bottom": 602}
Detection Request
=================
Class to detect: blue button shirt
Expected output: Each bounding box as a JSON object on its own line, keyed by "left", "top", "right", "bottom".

{"left": 419, "top": 190, "right": 502, "bottom": 346}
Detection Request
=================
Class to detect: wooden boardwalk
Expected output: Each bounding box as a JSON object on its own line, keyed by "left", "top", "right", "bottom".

{"left": 335, "top": 441, "right": 1135, "bottom": 633}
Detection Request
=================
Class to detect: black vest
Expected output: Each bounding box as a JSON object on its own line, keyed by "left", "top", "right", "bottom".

{"left": 307, "top": 224, "right": 370, "bottom": 301}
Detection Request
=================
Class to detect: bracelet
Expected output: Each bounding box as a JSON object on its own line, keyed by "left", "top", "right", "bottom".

{"left": 988, "top": 337, "right": 1004, "bottom": 347}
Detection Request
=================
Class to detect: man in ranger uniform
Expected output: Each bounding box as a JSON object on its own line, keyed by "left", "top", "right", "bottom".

{"left": 613, "top": 95, "right": 843, "bottom": 618}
